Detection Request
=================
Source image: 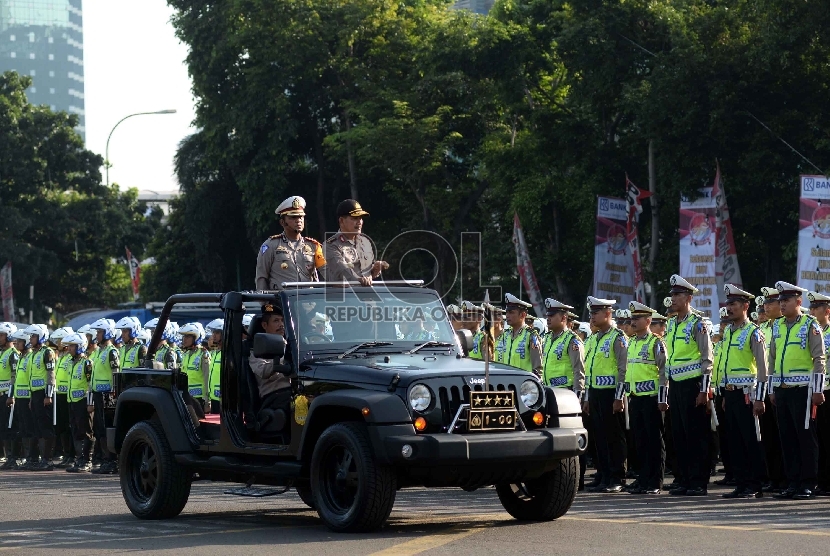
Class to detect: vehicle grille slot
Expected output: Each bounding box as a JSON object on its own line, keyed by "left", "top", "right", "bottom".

{"left": 497, "top": 383, "right": 506, "bottom": 391}
{"left": 439, "top": 387, "right": 451, "bottom": 426}
{"left": 473, "top": 384, "right": 483, "bottom": 392}
{"left": 463, "top": 385, "right": 471, "bottom": 404}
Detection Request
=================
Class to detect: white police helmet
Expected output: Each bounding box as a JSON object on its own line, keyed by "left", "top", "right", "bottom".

{"left": 62, "top": 332, "right": 88, "bottom": 354}
{"left": 24, "top": 324, "right": 49, "bottom": 345}
{"left": 206, "top": 318, "right": 224, "bottom": 334}
{"left": 89, "top": 318, "right": 117, "bottom": 341}
{"left": 49, "top": 326, "right": 74, "bottom": 344}
{"left": 242, "top": 314, "right": 254, "bottom": 328}
{"left": 0, "top": 322, "right": 17, "bottom": 337}
{"left": 179, "top": 322, "right": 205, "bottom": 343}
{"left": 115, "top": 316, "right": 141, "bottom": 339}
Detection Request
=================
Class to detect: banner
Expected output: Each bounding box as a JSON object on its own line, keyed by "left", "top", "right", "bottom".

{"left": 512, "top": 212, "right": 544, "bottom": 317}
{"left": 679, "top": 188, "right": 719, "bottom": 323}
{"left": 125, "top": 247, "right": 141, "bottom": 301}
{"left": 625, "top": 177, "right": 652, "bottom": 303}
{"left": 797, "top": 175, "right": 830, "bottom": 293}
{"left": 593, "top": 196, "right": 635, "bottom": 305}
{"left": 0, "top": 262, "right": 13, "bottom": 322}
{"left": 712, "top": 164, "right": 743, "bottom": 302}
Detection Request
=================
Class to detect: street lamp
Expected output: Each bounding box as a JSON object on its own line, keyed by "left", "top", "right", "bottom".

{"left": 105, "top": 109, "right": 177, "bottom": 186}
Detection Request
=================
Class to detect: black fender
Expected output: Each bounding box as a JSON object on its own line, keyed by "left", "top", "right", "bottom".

{"left": 113, "top": 387, "right": 194, "bottom": 453}
{"left": 544, "top": 387, "right": 583, "bottom": 429}
{"left": 298, "top": 389, "right": 411, "bottom": 460}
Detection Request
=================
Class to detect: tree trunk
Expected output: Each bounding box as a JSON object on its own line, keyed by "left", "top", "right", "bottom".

{"left": 647, "top": 139, "right": 659, "bottom": 308}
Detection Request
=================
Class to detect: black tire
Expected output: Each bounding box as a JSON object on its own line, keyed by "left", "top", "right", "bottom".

{"left": 310, "top": 422, "right": 396, "bottom": 532}
{"left": 119, "top": 420, "right": 192, "bottom": 519}
{"left": 495, "top": 456, "right": 578, "bottom": 521}
{"left": 295, "top": 484, "right": 316, "bottom": 510}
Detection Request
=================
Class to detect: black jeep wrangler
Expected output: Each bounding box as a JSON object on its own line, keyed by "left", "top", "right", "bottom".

{"left": 109, "top": 282, "right": 587, "bottom": 533}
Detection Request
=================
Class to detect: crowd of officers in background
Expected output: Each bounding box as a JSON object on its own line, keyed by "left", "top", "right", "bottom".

{"left": 0, "top": 314, "right": 250, "bottom": 474}
{"left": 452, "top": 275, "right": 830, "bottom": 499}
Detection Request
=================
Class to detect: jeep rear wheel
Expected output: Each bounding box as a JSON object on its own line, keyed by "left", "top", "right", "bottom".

{"left": 120, "top": 420, "right": 192, "bottom": 519}
{"left": 310, "top": 422, "right": 396, "bottom": 532}
{"left": 495, "top": 456, "right": 578, "bottom": 521}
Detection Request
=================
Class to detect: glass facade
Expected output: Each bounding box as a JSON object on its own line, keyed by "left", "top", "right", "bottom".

{"left": 0, "top": 0, "right": 85, "bottom": 139}
{"left": 451, "top": 0, "right": 494, "bottom": 15}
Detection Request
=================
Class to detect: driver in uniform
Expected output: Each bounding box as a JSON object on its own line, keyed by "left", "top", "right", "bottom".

{"left": 249, "top": 304, "right": 292, "bottom": 412}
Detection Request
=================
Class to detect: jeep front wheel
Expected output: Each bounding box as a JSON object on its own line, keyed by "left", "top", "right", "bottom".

{"left": 119, "top": 420, "right": 192, "bottom": 519}
{"left": 495, "top": 456, "right": 578, "bottom": 521}
{"left": 310, "top": 422, "right": 396, "bottom": 532}
{"left": 295, "top": 484, "right": 316, "bottom": 510}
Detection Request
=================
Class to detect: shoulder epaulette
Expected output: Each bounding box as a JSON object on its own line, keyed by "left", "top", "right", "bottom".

{"left": 304, "top": 236, "right": 321, "bottom": 246}
{"left": 325, "top": 234, "right": 338, "bottom": 244}
{"left": 268, "top": 233, "right": 284, "bottom": 240}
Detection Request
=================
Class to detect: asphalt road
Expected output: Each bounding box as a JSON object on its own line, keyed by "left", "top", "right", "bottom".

{"left": 3, "top": 470, "right": 830, "bottom": 555}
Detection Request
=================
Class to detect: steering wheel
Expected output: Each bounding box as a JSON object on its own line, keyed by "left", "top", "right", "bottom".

{"left": 303, "top": 333, "right": 333, "bottom": 344}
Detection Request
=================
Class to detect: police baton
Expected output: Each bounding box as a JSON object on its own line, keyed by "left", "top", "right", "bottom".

{"left": 48, "top": 384, "right": 56, "bottom": 426}
{"left": 7, "top": 397, "right": 13, "bottom": 429}
{"left": 623, "top": 393, "right": 630, "bottom": 430}
{"left": 754, "top": 415, "right": 762, "bottom": 442}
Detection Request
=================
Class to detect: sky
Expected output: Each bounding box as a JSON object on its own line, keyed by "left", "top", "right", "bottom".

{"left": 83, "top": 0, "right": 195, "bottom": 192}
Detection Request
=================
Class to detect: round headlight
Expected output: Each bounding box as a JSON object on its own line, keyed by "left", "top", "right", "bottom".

{"left": 409, "top": 384, "right": 432, "bottom": 412}
{"left": 520, "top": 380, "right": 541, "bottom": 408}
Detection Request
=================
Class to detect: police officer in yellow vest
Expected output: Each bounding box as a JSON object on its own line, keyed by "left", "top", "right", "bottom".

{"left": 624, "top": 301, "right": 667, "bottom": 494}
{"left": 583, "top": 296, "right": 628, "bottom": 493}
{"left": 541, "top": 298, "right": 585, "bottom": 394}
{"left": 665, "top": 275, "right": 714, "bottom": 496}
{"left": 206, "top": 318, "right": 224, "bottom": 414}
{"left": 21, "top": 324, "right": 57, "bottom": 471}
{"left": 61, "top": 333, "right": 94, "bottom": 473}
{"left": 6, "top": 330, "right": 30, "bottom": 469}
{"left": 496, "top": 294, "right": 541, "bottom": 373}
{"left": 50, "top": 327, "right": 75, "bottom": 469}
{"left": 180, "top": 322, "right": 212, "bottom": 416}
{"left": 807, "top": 291, "right": 830, "bottom": 496}
{"left": 768, "top": 282, "right": 826, "bottom": 499}
{"left": 719, "top": 284, "right": 768, "bottom": 498}
{"left": 88, "top": 318, "right": 121, "bottom": 474}
{"left": 0, "top": 323, "right": 19, "bottom": 469}
{"left": 116, "top": 317, "right": 148, "bottom": 370}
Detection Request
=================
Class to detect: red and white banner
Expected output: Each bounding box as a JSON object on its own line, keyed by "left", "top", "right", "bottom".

{"left": 797, "top": 175, "right": 830, "bottom": 293}
{"left": 679, "top": 188, "right": 719, "bottom": 323}
{"left": 712, "top": 164, "right": 742, "bottom": 302}
{"left": 512, "top": 212, "right": 545, "bottom": 317}
{"left": 0, "top": 262, "right": 13, "bottom": 322}
{"left": 593, "top": 197, "right": 635, "bottom": 305}
{"left": 625, "top": 177, "right": 652, "bottom": 303}
{"left": 125, "top": 247, "right": 141, "bottom": 301}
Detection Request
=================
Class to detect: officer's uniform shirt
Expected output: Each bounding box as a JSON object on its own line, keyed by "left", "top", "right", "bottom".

{"left": 669, "top": 312, "right": 714, "bottom": 377}
{"left": 255, "top": 234, "right": 326, "bottom": 290}
{"left": 589, "top": 327, "right": 628, "bottom": 386}
{"left": 543, "top": 328, "right": 586, "bottom": 391}
{"left": 768, "top": 317, "right": 825, "bottom": 376}
{"left": 723, "top": 319, "right": 769, "bottom": 382}
{"left": 249, "top": 353, "right": 290, "bottom": 397}
{"left": 324, "top": 232, "right": 377, "bottom": 282}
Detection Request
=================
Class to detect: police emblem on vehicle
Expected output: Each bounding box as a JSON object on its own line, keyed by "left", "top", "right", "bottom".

{"left": 468, "top": 391, "right": 518, "bottom": 432}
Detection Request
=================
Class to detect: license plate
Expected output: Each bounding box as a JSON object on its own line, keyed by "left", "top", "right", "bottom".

{"left": 469, "top": 390, "right": 515, "bottom": 409}
{"left": 468, "top": 408, "right": 518, "bottom": 431}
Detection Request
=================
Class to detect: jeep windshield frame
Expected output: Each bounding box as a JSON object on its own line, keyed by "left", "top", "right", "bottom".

{"left": 280, "top": 285, "right": 460, "bottom": 363}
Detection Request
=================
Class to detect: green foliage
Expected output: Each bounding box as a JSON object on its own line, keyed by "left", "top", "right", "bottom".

{"left": 0, "top": 72, "right": 162, "bottom": 318}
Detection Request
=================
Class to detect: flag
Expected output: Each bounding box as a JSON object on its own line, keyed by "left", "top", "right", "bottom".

{"left": 0, "top": 262, "right": 13, "bottom": 321}
{"left": 512, "top": 212, "right": 545, "bottom": 317}
{"left": 679, "top": 189, "right": 719, "bottom": 323}
{"left": 712, "top": 163, "right": 743, "bottom": 301}
{"left": 625, "top": 176, "right": 652, "bottom": 303}
{"left": 125, "top": 247, "right": 141, "bottom": 301}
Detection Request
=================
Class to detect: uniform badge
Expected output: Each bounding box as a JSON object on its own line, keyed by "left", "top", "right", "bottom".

{"left": 281, "top": 262, "right": 289, "bottom": 269}
{"left": 294, "top": 395, "right": 309, "bottom": 425}
{"left": 260, "top": 244, "right": 268, "bottom": 254}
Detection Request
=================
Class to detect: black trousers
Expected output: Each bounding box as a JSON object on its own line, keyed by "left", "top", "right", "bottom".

{"left": 817, "top": 392, "right": 830, "bottom": 490}
{"left": 0, "top": 392, "right": 12, "bottom": 441}
{"left": 775, "top": 386, "right": 818, "bottom": 490}
{"left": 211, "top": 400, "right": 220, "bottom": 414}
{"left": 56, "top": 395, "right": 73, "bottom": 455}
{"left": 10, "top": 396, "right": 34, "bottom": 439}
{"left": 715, "top": 392, "right": 732, "bottom": 478}
{"left": 629, "top": 394, "right": 665, "bottom": 489}
{"left": 723, "top": 388, "right": 765, "bottom": 492}
{"left": 30, "top": 390, "right": 54, "bottom": 439}
{"left": 588, "top": 388, "right": 626, "bottom": 485}
{"left": 69, "top": 400, "right": 93, "bottom": 443}
{"left": 669, "top": 377, "right": 710, "bottom": 490}
{"left": 762, "top": 394, "right": 784, "bottom": 486}
{"left": 92, "top": 392, "right": 111, "bottom": 460}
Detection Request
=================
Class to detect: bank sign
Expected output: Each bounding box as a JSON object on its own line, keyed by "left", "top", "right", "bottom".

{"left": 802, "top": 175, "right": 830, "bottom": 200}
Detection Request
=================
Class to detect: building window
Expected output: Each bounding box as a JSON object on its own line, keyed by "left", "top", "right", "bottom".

{"left": 48, "top": 54, "right": 54, "bottom": 60}
{"left": 29, "top": 33, "right": 35, "bottom": 42}
{"left": 29, "top": 53, "right": 35, "bottom": 59}
{"left": 30, "top": 70, "right": 35, "bottom": 76}
{"left": 48, "top": 37, "right": 54, "bottom": 44}
{"left": 9, "top": 35, "right": 15, "bottom": 41}
{"left": 50, "top": 88, "right": 55, "bottom": 94}
{"left": 10, "top": 52, "right": 16, "bottom": 58}
{"left": 49, "top": 71, "right": 54, "bottom": 77}
{"left": 50, "top": 105, "right": 56, "bottom": 111}
{"left": 30, "top": 87, "right": 36, "bottom": 93}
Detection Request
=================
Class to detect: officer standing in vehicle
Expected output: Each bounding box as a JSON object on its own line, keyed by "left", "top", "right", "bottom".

{"left": 180, "top": 323, "right": 211, "bottom": 415}
{"left": 50, "top": 327, "right": 75, "bottom": 469}
{"left": 206, "top": 318, "right": 224, "bottom": 414}
{"left": 583, "top": 296, "right": 628, "bottom": 493}
{"left": 325, "top": 199, "right": 387, "bottom": 285}
{"left": 88, "top": 318, "right": 120, "bottom": 475}
{"left": 496, "top": 294, "right": 541, "bottom": 373}
{"left": 0, "top": 323, "right": 19, "bottom": 469}
{"left": 116, "top": 317, "right": 147, "bottom": 369}
{"left": 769, "top": 282, "right": 826, "bottom": 499}
{"left": 808, "top": 291, "right": 830, "bottom": 495}
{"left": 255, "top": 196, "right": 326, "bottom": 290}
{"left": 665, "top": 275, "right": 713, "bottom": 496}
{"left": 625, "top": 301, "right": 667, "bottom": 494}
{"left": 22, "top": 324, "right": 57, "bottom": 471}
{"left": 719, "top": 285, "right": 768, "bottom": 499}
{"left": 62, "top": 333, "right": 94, "bottom": 473}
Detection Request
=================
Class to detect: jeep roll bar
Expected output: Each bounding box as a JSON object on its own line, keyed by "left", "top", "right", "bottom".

{"left": 279, "top": 280, "right": 425, "bottom": 288}
{"left": 143, "top": 293, "right": 223, "bottom": 366}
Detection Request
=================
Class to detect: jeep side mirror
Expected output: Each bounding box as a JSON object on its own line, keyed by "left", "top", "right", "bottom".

{"left": 455, "top": 329, "right": 473, "bottom": 356}
{"left": 253, "top": 333, "right": 286, "bottom": 359}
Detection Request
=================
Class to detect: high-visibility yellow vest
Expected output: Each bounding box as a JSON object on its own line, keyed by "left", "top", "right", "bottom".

{"left": 29, "top": 346, "right": 54, "bottom": 392}
{"left": 772, "top": 315, "right": 818, "bottom": 387}
{"left": 68, "top": 357, "right": 91, "bottom": 403}
{"left": 120, "top": 341, "right": 143, "bottom": 369}
{"left": 92, "top": 344, "right": 118, "bottom": 392}
{"left": 713, "top": 341, "right": 724, "bottom": 387}
{"left": 14, "top": 351, "right": 33, "bottom": 398}
{"left": 0, "top": 346, "right": 18, "bottom": 395}
{"left": 209, "top": 350, "right": 222, "bottom": 402}
{"left": 502, "top": 325, "right": 536, "bottom": 372}
{"left": 720, "top": 321, "right": 760, "bottom": 387}
{"left": 470, "top": 330, "right": 485, "bottom": 361}
{"left": 585, "top": 328, "right": 625, "bottom": 389}
{"left": 666, "top": 314, "right": 704, "bottom": 381}
{"left": 626, "top": 333, "right": 659, "bottom": 396}
{"left": 542, "top": 330, "right": 579, "bottom": 388}
{"left": 56, "top": 352, "right": 73, "bottom": 396}
{"left": 182, "top": 347, "right": 208, "bottom": 399}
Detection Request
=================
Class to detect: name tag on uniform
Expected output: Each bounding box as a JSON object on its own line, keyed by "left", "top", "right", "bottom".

{"left": 549, "top": 376, "right": 569, "bottom": 387}
{"left": 15, "top": 388, "right": 29, "bottom": 397}
{"left": 189, "top": 387, "right": 203, "bottom": 396}
{"left": 57, "top": 385, "right": 69, "bottom": 393}
{"left": 31, "top": 379, "right": 45, "bottom": 388}
{"left": 213, "top": 388, "right": 221, "bottom": 398}
{"left": 71, "top": 390, "right": 86, "bottom": 399}
{"left": 0, "top": 381, "right": 10, "bottom": 391}
{"left": 94, "top": 384, "right": 112, "bottom": 392}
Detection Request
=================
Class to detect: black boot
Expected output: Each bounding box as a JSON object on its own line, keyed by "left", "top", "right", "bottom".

{"left": 32, "top": 438, "right": 54, "bottom": 471}
{"left": 0, "top": 440, "right": 15, "bottom": 470}
{"left": 67, "top": 440, "right": 91, "bottom": 473}
{"left": 17, "top": 438, "right": 37, "bottom": 470}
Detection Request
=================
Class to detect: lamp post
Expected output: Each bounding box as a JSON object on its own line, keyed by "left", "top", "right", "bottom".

{"left": 105, "top": 109, "right": 177, "bottom": 186}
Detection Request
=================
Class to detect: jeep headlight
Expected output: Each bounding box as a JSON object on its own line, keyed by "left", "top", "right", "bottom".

{"left": 409, "top": 384, "right": 432, "bottom": 412}
{"left": 520, "top": 380, "right": 541, "bottom": 408}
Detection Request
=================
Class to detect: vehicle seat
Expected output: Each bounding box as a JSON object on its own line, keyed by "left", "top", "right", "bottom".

{"left": 242, "top": 315, "right": 289, "bottom": 442}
